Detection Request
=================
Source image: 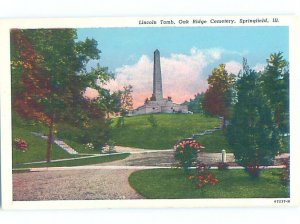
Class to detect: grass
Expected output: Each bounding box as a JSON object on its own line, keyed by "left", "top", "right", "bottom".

{"left": 111, "top": 114, "right": 220, "bottom": 149}
{"left": 129, "top": 168, "right": 289, "bottom": 199}
{"left": 196, "top": 130, "right": 232, "bottom": 153}
{"left": 62, "top": 138, "right": 98, "bottom": 154}
{"left": 13, "top": 153, "right": 130, "bottom": 169}
{"left": 12, "top": 113, "right": 126, "bottom": 168}
{"left": 12, "top": 126, "right": 78, "bottom": 167}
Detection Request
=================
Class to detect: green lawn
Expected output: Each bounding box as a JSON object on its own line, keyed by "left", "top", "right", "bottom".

{"left": 14, "top": 153, "right": 130, "bottom": 169}
{"left": 12, "top": 126, "right": 78, "bottom": 167}
{"left": 129, "top": 168, "right": 289, "bottom": 199}
{"left": 111, "top": 114, "right": 220, "bottom": 149}
{"left": 196, "top": 130, "right": 232, "bottom": 153}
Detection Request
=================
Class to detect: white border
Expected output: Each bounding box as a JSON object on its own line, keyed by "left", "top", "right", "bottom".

{"left": 1, "top": 15, "right": 299, "bottom": 209}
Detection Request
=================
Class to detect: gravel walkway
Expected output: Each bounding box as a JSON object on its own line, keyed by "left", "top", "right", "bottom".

{"left": 13, "top": 169, "right": 143, "bottom": 201}
{"left": 13, "top": 146, "right": 288, "bottom": 201}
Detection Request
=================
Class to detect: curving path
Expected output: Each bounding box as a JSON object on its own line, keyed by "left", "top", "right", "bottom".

{"left": 12, "top": 146, "right": 288, "bottom": 201}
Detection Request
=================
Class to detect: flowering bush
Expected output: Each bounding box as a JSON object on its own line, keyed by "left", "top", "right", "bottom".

{"left": 174, "top": 139, "right": 204, "bottom": 174}
{"left": 14, "top": 138, "right": 28, "bottom": 152}
{"left": 85, "top": 142, "right": 94, "bottom": 150}
{"left": 186, "top": 163, "right": 218, "bottom": 189}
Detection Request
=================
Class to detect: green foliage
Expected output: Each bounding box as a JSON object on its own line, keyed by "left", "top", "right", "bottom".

{"left": 129, "top": 169, "right": 289, "bottom": 199}
{"left": 196, "top": 130, "right": 231, "bottom": 153}
{"left": 147, "top": 114, "right": 158, "bottom": 128}
{"left": 115, "top": 116, "right": 125, "bottom": 128}
{"left": 11, "top": 29, "right": 113, "bottom": 162}
{"left": 187, "top": 93, "right": 205, "bottom": 113}
{"left": 261, "top": 52, "right": 289, "bottom": 135}
{"left": 174, "top": 139, "right": 203, "bottom": 174}
{"left": 111, "top": 114, "right": 220, "bottom": 149}
{"left": 226, "top": 59, "right": 280, "bottom": 177}
{"left": 217, "top": 162, "right": 229, "bottom": 170}
{"left": 82, "top": 119, "right": 111, "bottom": 151}
{"left": 281, "top": 158, "right": 290, "bottom": 185}
{"left": 202, "top": 64, "right": 235, "bottom": 128}
{"left": 120, "top": 85, "right": 133, "bottom": 115}
{"left": 56, "top": 123, "right": 87, "bottom": 143}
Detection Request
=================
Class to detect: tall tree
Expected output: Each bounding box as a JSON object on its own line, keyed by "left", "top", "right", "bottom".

{"left": 226, "top": 59, "right": 280, "bottom": 177}
{"left": 202, "top": 64, "right": 235, "bottom": 128}
{"left": 261, "top": 52, "right": 289, "bottom": 134}
{"left": 120, "top": 85, "right": 133, "bottom": 116}
{"left": 11, "top": 29, "right": 110, "bottom": 162}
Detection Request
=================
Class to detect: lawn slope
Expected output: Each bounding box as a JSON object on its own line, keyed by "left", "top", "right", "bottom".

{"left": 111, "top": 114, "right": 220, "bottom": 149}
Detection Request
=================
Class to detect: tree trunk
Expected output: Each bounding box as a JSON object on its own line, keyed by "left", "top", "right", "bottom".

{"left": 222, "top": 116, "right": 226, "bottom": 130}
{"left": 46, "top": 117, "right": 54, "bottom": 163}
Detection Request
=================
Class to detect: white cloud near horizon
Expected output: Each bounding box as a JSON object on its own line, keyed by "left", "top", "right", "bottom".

{"left": 105, "top": 48, "right": 218, "bottom": 107}
{"left": 225, "top": 60, "right": 242, "bottom": 75}
{"left": 103, "top": 48, "right": 248, "bottom": 108}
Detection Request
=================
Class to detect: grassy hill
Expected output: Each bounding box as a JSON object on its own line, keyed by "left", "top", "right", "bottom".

{"left": 12, "top": 113, "right": 115, "bottom": 167}
{"left": 110, "top": 113, "right": 220, "bottom": 149}
{"left": 12, "top": 126, "right": 78, "bottom": 166}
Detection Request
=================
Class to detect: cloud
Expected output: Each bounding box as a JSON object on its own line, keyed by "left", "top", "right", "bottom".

{"left": 104, "top": 48, "right": 242, "bottom": 108}
{"left": 225, "top": 60, "right": 242, "bottom": 75}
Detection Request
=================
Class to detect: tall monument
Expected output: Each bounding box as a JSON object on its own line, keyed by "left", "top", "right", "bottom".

{"left": 132, "top": 50, "right": 188, "bottom": 115}
{"left": 153, "top": 49, "right": 163, "bottom": 101}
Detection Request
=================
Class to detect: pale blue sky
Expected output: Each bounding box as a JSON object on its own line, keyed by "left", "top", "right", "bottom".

{"left": 77, "top": 26, "right": 288, "bottom": 71}
{"left": 77, "top": 26, "right": 289, "bottom": 106}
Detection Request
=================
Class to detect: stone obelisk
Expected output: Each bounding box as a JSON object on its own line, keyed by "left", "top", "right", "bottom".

{"left": 153, "top": 49, "right": 163, "bottom": 101}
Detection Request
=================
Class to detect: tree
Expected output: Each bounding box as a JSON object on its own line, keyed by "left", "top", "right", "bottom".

{"left": 187, "top": 93, "right": 204, "bottom": 113}
{"left": 11, "top": 29, "right": 111, "bottom": 162}
{"left": 202, "top": 64, "right": 235, "bottom": 128}
{"left": 120, "top": 85, "right": 133, "bottom": 116}
{"left": 226, "top": 59, "right": 280, "bottom": 177}
{"left": 261, "top": 52, "right": 289, "bottom": 134}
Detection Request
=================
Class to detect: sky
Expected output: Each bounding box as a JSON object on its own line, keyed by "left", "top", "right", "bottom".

{"left": 77, "top": 26, "right": 288, "bottom": 108}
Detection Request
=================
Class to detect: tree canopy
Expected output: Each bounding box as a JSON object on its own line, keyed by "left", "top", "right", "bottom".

{"left": 11, "top": 29, "right": 114, "bottom": 161}
{"left": 202, "top": 64, "right": 235, "bottom": 128}
{"left": 226, "top": 59, "right": 281, "bottom": 177}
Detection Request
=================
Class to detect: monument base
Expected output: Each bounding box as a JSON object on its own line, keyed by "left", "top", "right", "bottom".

{"left": 132, "top": 99, "right": 188, "bottom": 115}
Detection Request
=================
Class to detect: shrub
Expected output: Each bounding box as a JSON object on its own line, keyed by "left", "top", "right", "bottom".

{"left": 186, "top": 163, "right": 218, "bottom": 188}
{"left": 281, "top": 158, "right": 290, "bottom": 185}
{"left": 56, "top": 123, "right": 86, "bottom": 143}
{"left": 245, "top": 165, "right": 260, "bottom": 178}
{"left": 174, "top": 139, "right": 204, "bottom": 174}
{"left": 115, "top": 116, "right": 125, "bottom": 128}
{"left": 85, "top": 143, "right": 94, "bottom": 150}
{"left": 103, "top": 140, "right": 116, "bottom": 153}
{"left": 14, "top": 138, "right": 28, "bottom": 152}
{"left": 226, "top": 60, "right": 280, "bottom": 178}
{"left": 217, "top": 162, "right": 229, "bottom": 170}
{"left": 147, "top": 114, "right": 158, "bottom": 128}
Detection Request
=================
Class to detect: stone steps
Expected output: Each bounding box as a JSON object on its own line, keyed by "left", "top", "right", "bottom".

{"left": 54, "top": 140, "right": 78, "bottom": 155}
{"left": 31, "top": 132, "right": 78, "bottom": 155}
{"left": 191, "top": 127, "right": 221, "bottom": 139}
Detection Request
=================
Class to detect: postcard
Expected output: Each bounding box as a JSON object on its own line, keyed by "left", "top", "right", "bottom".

{"left": 0, "top": 15, "right": 299, "bottom": 209}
